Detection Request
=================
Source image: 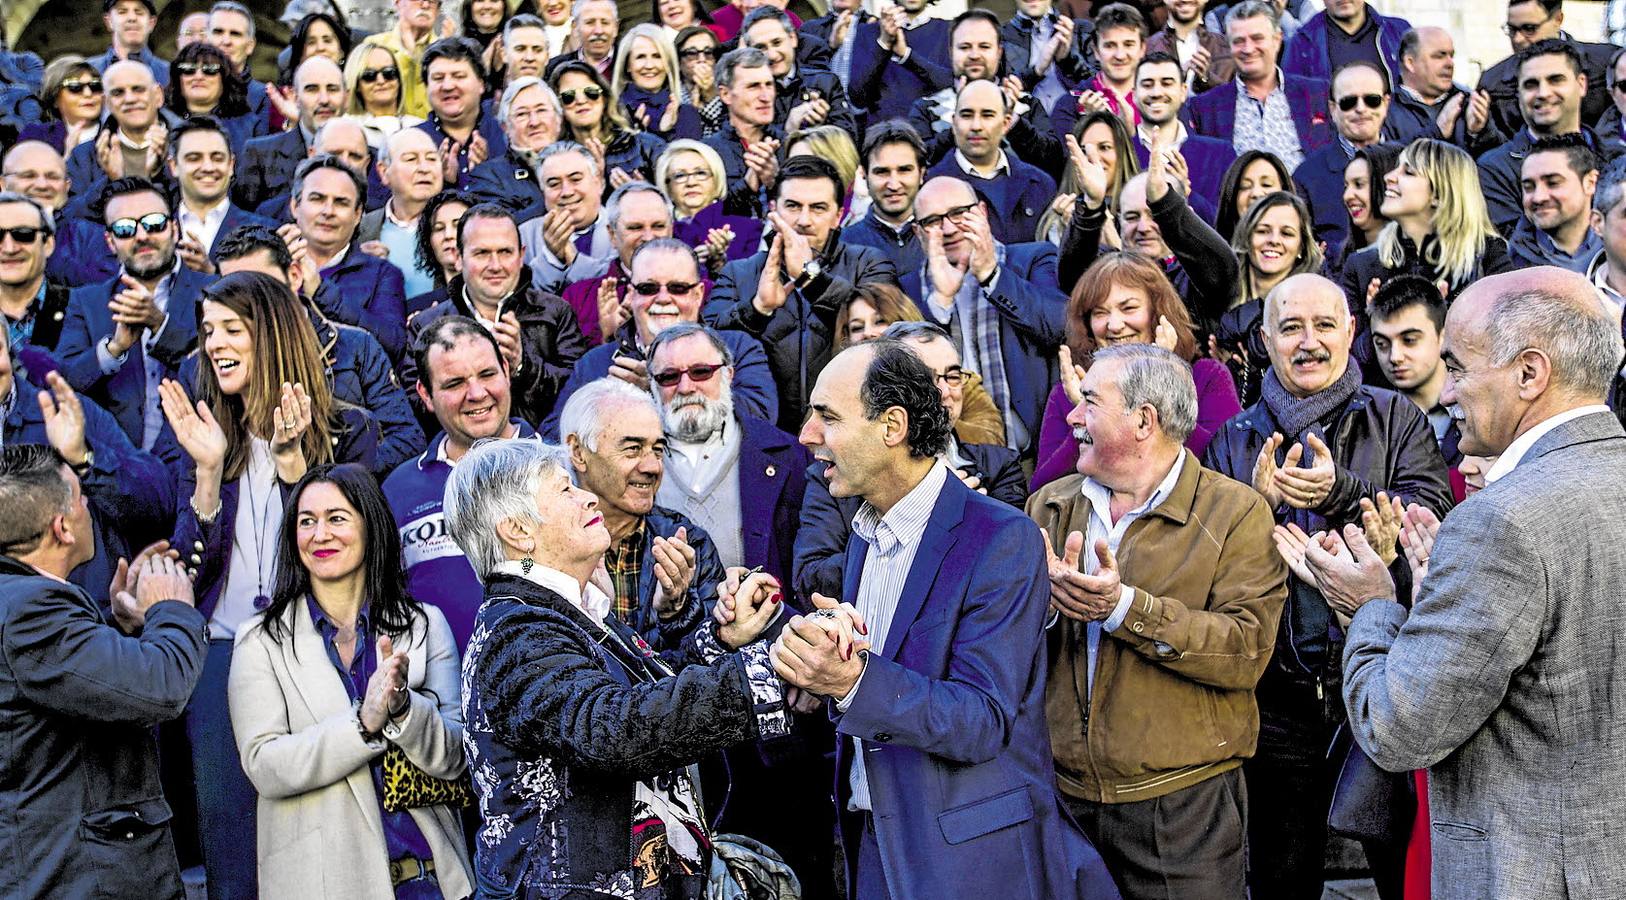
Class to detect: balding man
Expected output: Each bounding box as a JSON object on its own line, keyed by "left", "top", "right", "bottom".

{"left": 1298, "top": 267, "right": 1626, "bottom": 900}
{"left": 251, "top": 118, "right": 383, "bottom": 224}
{"left": 65, "top": 61, "right": 171, "bottom": 206}
{"left": 1202, "top": 273, "right": 1453, "bottom": 898}
{"left": 2, "top": 142, "right": 118, "bottom": 288}
{"left": 925, "top": 79, "right": 1057, "bottom": 246}
{"left": 1388, "top": 27, "right": 1504, "bottom": 152}
{"left": 901, "top": 175, "right": 1067, "bottom": 455}
{"left": 234, "top": 56, "right": 348, "bottom": 210}
{"left": 358, "top": 128, "right": 444, "bottom": 296}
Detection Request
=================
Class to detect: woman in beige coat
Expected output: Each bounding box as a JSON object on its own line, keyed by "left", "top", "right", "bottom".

{"left": 228, "top": 464, "right": 473, "bottom": 899}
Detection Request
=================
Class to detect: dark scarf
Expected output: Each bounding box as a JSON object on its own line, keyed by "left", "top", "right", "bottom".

{"left": 619, "top": 84, "right": 673, "bottom": 130}
{"left": 1261, "top": 358, "right": 1362, "bottom": 442}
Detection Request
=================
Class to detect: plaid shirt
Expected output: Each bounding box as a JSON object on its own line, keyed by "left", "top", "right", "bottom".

{"left": 605, "top": 521, "right": 647, "bottom": 624}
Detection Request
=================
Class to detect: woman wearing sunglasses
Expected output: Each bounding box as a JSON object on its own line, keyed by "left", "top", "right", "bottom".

{"left": 19, "top": 55, "right": 104, "bottom": 155}
{"left": 344, "top": 42, "right": 425, "bottom": 151}
{"left": 550, "top": 61, "right": 667, "bottom": 191}
{"left": 228, "top": 463, "right": 473, "bottom": 899}
{"left": 611, "top": 25, "right": 702, "bottom": 142}
{"left": 165, "top": 42, "right": 261, "bottom": 154}
{"left": 673, "top": 26, "right": 725, "bottom": 136}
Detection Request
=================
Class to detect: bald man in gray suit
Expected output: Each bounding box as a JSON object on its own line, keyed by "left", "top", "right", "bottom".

{"left": 1293, "top": 266, "right": 1626, "bottom": 900}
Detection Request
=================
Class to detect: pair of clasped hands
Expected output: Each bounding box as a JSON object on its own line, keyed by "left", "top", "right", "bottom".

{"left": 713, "top": 569, "right": 869, "bottom": 715}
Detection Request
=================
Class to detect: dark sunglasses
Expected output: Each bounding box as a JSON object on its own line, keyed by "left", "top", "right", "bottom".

{"left": 0, "top": 226, "right": 45, "bottom": 244}
{"left": 106, "top": 212, "right": 171, "bottom": 238}
{"left": 360, "top": 66, "right": 401, "bottom": 83}
{"left": 62, "top": 79, "right": 104, "bottom": 95}
{"left": 679, "top": 47, "right": 719, "bottom": 60}
{"left": 558, "top": 85, "right": 604, "bottom": 105}
{"left": 174, "top": 62, "right": 223, "bottom": 77}
{"left": 652, "top": 363, "right": 723, "bottom": 387}
{"left": 1336, "top": 93, "right": 1384, "bottom": 112}
{"left": 632, "top": 279, "right": 697, "bottom": 296}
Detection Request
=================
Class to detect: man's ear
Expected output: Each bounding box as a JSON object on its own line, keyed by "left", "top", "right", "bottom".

{"left": 566, "top": 432, "right": 588, "bottom": 470}
{"left": 1514, "top": 346, "right": 1554, "bottom": 401}
{"left": 881, "top": 405, "right": 910, "bottom": 449}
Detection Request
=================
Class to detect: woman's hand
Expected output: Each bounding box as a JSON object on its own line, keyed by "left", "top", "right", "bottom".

{"left": 360, "top": 634, "right": 411, "bottom": 734}
{"left": 271, "top": 382, "right": 313, "bottom": 482}
{"left": 717, "top": 570, "right": 783, "bottom": 648}
{"left": 1153, "top": 315, "right": 1178, "bottom": 352}
{"left": 1058, "top": 344, "right": 1087, "bottom": 406}
{"left": 159, "top": 379, "right": 227, "bottom": 473}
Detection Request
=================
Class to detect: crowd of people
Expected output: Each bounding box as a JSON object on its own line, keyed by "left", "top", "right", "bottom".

{"left": 1, "top": 0, "right": 1625, "bottom": 897}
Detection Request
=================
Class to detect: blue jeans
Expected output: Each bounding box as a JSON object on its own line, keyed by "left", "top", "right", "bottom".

{"left": 183, "top": 639, "right": 259, "bottom": 899}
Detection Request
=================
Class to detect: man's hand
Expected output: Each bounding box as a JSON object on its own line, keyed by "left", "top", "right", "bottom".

{"left": 1251, "top": 432, "right": 1288, "bottom": 509}
{"left": 95, "top": 129, "right": 124, "bottom": 180}
{"left": 1041, "top": 16, "right": 1075, "bottom": 74}
{"left": 880, "top": 4, "right": 909, "bottom": 57}
{"left": 786, "top": 95, "right": 831, "bottom": 132}
{"left": 541, "top": 207, "right": 579, "bottom": 266}
{"left": 606, "top": 352, "right": 649, "bottom": 390}
{"left": 1275, "top": 432, "right": 1336, "bottom": 510}
{"left": 1466, "top": 88, "right": 1491, "bottom": 135}
{"left": 651, "top": 526, "right": 697, "bottom": 619}
{"left": 1398, "top": 503, "right": 1441, "bottom": 600}
{"left": 717, "top": 570, "right": 783, "bottom": 648}
{"left": 753, "top": 234, "right": 788, "bottom": 315}
{"left": 109, "top": 540, "right": 179, "bottom": 633}
{"left": 1435, "top": 92, "right": 1465, "bottom": 136}
{"left": 951, "top": 466, "right": 986, "bottom": 494}
{"left": 743, "top": 137, "right": 780, "bottom": 192}
{"left": 608, "top": 167, "right": 639, "bottom": 190}
{"left": 277, "top": 224, "right": 322, "bottom": 297}
{"left": 486, "top": 312, "right": 522, "bottom": 377}
{"left": 1303, "top": 524, "right": 1397, "bottom": 616}
{"left": 1359, "top": 491, "right": 1404, "bottom": 566}
{"left": 177, "top": 230, "right": 216, "bottom": 273}
{"left": 1075, "top": 89, "right": 1110, "bottom": 114}
{"left": 438, "top": 138, "right": 462, "bottom": 185}
{"left": 359, "top": 240, "right": 390, "bottom": 259}
{"left": 771, "top": 594, "right": 870, "bottom": 698}
{"left": 266, "top": 83, "right": 299, "bottom": 122}
{"left": 830, "top": 9, "right": 855, "bottom": 49}
{"left": 961, "top": 206, "right": 998, "bottom": 284}
{"left": 132, "top": 551, "right": 194, "bottom": 610}
{"left": 1041, "top": 529, "right": 1123, "bottom": 622}
{"left": 922, "top": 226, "right": 967, "bottom": 309}
{"left": 596, "top": 277, "right": 629, "bottom": 342}
{"left": 1145, "top": 133, "right": 1171, "bottom": 204}
{"left": 769, "top": 211, "right": 816, "bottom": 280}
{"left": 467, "top": 130, "right": 490, "bottom": 168}
{"left": 38, "top": 372, "right": 90, "bottom": 466}
{"left": 1058, "top": 345, "right": 1087, "bottom": 406}
{"left": 1188, "top": 44, "right": 1212, "bottom": 80}
{"left": 105, "top": 275, "right": 162, "bottom": 355}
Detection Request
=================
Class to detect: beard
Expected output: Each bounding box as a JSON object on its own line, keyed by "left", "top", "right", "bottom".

{"left": 663, "top": 391, "right": 732, "bottom": 443}
{"left": 125, "top": 243, "right": 177, "bottom": 281}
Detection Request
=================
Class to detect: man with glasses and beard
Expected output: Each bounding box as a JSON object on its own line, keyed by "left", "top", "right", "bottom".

{"left": 55, "top": 177, "right": 210, "bottom": 452}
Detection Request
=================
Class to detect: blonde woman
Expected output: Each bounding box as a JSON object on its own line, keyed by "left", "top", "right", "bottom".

{"left": 611, "top": 24, "right": 701, "bottom": 140}
{"left": 343, "top": 42, "right": 425, "bottom": 151}
{"left": 1341, "top": 138, "right": 1513, "bottom": 307}
{"left": 786, "top": 124, "right": 866, "bottom": 225}
{"left": 657, "top": 138, "right": 762, "bottom": 267}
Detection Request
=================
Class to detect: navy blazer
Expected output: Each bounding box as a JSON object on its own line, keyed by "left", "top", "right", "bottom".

{"left": 54, "top": 266, "right": 211, "bottom": 448}
{"left": 208, "top": 203, "right": 275, "bottom": 255}
{"left": 1292, "top": 142, "right": 1355, "bottom": 263}
{"left": 925, "top": 154, "right": 1057, "bottom": 247}
{"left": 847, "top": 18, "right": 953, "bottom": 123}
{"left": 233, "top": 127, "right": 306, "bottom": 211}
{"left": 1132, "top": 132, "right": 1237, "bottom": 215}
{"left": 46, "top": 214, "right": 119, "bottom": 289}
{"left": 1281, "top": 8, "right": 1411, "bottom": 83}
{"left": 1001, "top": 14, "right": 1094, "bottom": 95}
{"left": 831, "top": 474, "right": 1121, "bottom": 900}
{"left": 1187, "top": 75, "right": 1335, "bottom": 162}
{"left": 312, "top": 244, "right": 410, "bottom": 366}
{"left": 898, "top": 241, "right": 1067, "bottom": 451}
{"left": 467, "top": 148, "right": 546, "bottom": 222}
{"left": 734, "top": 415, "right": 811, "bottom": 597}
{"left": 703, "top": 121, "right": 786, "bottom": 217}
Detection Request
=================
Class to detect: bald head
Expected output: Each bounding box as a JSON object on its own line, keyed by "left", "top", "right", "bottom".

{"left": 1264, "top": 273, "right": 1350, "bottom": 326}
{"left": 293, "top": 56, "right": 347, "bottom": 132}
{"left": 312, "top": 118, "right": 371, "bottom": 174}
{"left": 1262, "top": 273, "right": 1355, "bottom": 398}
{"left": 913, "top": 175, "right": 977, "bottom": 217}
{"left": 2, "top": 142, "right": 69, "bottom": 209}
{"left": 951, "top": 79, "right": 1012, "bottom": 167}
{"left": 1400, "top": 25, "right": 1454, "bottom": 98}
{"left": 103, "top": 61, "right": 161, "bottom": 132}
{"left": 1450, "top": 267, "right": 1621, "bottom": 399}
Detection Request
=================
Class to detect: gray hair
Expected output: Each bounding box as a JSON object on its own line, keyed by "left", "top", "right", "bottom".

{"left": 210, "top": 1, "right": 256, "bottom": 38}
{"left": 0, "top": 191, "right": 54, "bottom": 236}
{"left": 537, "top": 139, "right": 599, "bottom": 173}
{"left": 883, "top": 320, "right": 954, "bottom": 351}
{"left": 1225, "top": 0, "right": 1282, "bottom": 35}
{"left": 1092, "top": 344, "right": 1199, "bottom": 443}
{"left": 629, "top": 236, "right": 701, "bottom": 280}
{"left": 572, "top": 0, "right": 616, "bottom": 18}
{"left": 498, "top": 76, "right": 560, "bottom": 127}
{"left": 292, "top": 153, "right": 365, "bottom": 204}
{"left": 1486, "top": 286, "right": 1626, "bottom": 398}
{"left": 377, "top": 126, "right": 436, "bottom": 166}
{"left": 648, "top": 322, "right": 733, "bottom": 367}
{"left": 1594, "top": 157, "right": 1626, "bottom": 217}
{"left": 605, "top": 181, "right": 673, "bottom": 232}
{"left": 717, "top": 47, "right": 771, "bottom": 91}
{"left": 504, "top": 13, "right": 547, "bottom": 42}
{"left": 557, "top": 377, "right": 661, "bottom": 454}
{"left": 442, "top": 438, "right": 573, "bottom": 582}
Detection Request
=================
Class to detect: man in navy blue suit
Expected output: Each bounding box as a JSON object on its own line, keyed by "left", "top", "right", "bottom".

{"left": 926, "top": 80, "right": 1058, "bottom": 247}
{"left": 233, "top": 56, "right": 348, "bottom": 211}
{"left": 772, "top": 340, "right": 1120, "bottom": 900}
{"left": 1292, "top": 60, "right": 1394, "bottom": 263}
{"left": 288, "top": 154, "right": 409, "bottom": 365}
{"left": 847, "top": 0, "right": 954, "bottom": 123}
{"left": 1131, "top": 52, "right": 1237, "bottom": 214}
{"left": 55, "top": 177, "right": 210, "bottom": 451}
{"left": 416, "top": 38, "right": 509, "bottom": 191}
{"left": 166, "top": 117, "right": 271, "bottom": 273}
{"left": 900, "top": 175, "right": 1067, "bottom": 455}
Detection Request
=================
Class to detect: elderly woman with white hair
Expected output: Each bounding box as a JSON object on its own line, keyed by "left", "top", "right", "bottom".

{"left": 446, "top": 437, "right": 796, "bottom": 898}
{"left": 466, "top": 76, "right": 564, "bottom": 222}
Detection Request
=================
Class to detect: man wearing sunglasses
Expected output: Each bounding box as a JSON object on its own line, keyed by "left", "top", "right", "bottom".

{"left": 547, "top": 237, "right": 777, "bottom": 439}
{"left": 0, "top": 192, "right": 71, "bottom": 358}
{"left": 3, "top": 142, "right": 119, "bottom": 290}
{"left": 89, "top": 0, "right": 170, "bottom": 88}
{"left": 1291, "top": 60, "right": 1393, "bottom": 264}
{"left": 1476, "top": 0, "right": 1616, "bottom": 141}
{"left": 1280, "top": 0, "right": 1411, "bottom": 86}
{"left": 55, "top": 177, "right": 210, "bottom": 452}
{"left": 557, "top": 182, "right": 672, "bottom": 348}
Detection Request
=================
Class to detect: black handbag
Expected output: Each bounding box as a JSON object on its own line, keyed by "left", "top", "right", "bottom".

{"left": 1326, "top": 722, "right": 1416, "bottom": 844}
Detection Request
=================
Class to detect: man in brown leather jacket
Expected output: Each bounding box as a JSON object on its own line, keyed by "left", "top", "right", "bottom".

{"left": 1028, "top": 343, "right": 1286, "bottom": 899}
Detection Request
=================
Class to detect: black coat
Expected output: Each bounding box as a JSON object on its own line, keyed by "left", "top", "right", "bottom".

{"left": 0, "top": 554, "right": 207, "bottom": 900}
{"left": 1476, "top": 34, "right": 1618, "bottom": 142}
{"left": 702, "top": 120, "right": 787, "bottom": 218}
{"left": 232, "top": 127, "right": 306, "bottom": 212}
{"left": 773, "top": 66, "right": 859, "bottom": 142}
{"left": 793, "top": 444, "right": 1027, "bottom": 600}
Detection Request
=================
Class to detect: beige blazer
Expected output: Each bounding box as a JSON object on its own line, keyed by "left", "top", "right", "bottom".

{"left": 228, "top": 598, "right": 474, "bottom": 900}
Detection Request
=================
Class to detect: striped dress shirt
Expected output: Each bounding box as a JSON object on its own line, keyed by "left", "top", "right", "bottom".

{"left": 838, "top": 461, "right": 951, "bottom": 811}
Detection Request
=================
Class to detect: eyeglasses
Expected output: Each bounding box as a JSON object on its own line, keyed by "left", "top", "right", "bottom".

{"left": 61, "top": 79, "right": 103, "bottom": 96}
{"left": 0, "top": 227, "right": 45, "bottom": 244}
{"left": 106, "top": 212, "right": 171, "bottom": 238}
{"left": 652, "top": 363, "right": 723, "bottom": 387}
{"left": 679, "top": 47, "right": 719, "bottom": 60}
{"left": 1613, "top": 81, "right": 1626, "bottom": 95}
{"left": 360, "top": 66, "right": 401, "bottom": 83}
{"left": 174, "top": 62, "right": 223, "bottom": 77}
{"left": 632, "top": 279, "right": 698, "bottom": 296}
{"left": 558, "top": 86, "right": 604, "bottom": 105}
{"left": 1336, "top": 93, "right": 1384, "bottom": 111}
{"left": 1502, "top": 16, "right": 1553, "bottom": 37}
{"left": 934, "top": 369, "right": 968, "bottom": 388}
{"left": 667, "top": 168, "right": 712, "bottom": 184}
{"left": 916, "top": 202, "right": 978, "bottom": 230}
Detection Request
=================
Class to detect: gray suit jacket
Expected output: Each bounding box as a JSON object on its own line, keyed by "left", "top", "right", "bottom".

{"left": 357, "top": 207, "right": 385, "bottom": 245}
{"left": 1342, "top": 410, "right": 1626, "bottom": 900}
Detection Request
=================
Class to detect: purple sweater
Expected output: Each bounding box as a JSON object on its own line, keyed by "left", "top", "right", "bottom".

{"left": 1031, "top": 356, "right": 1242, "bottom": 491}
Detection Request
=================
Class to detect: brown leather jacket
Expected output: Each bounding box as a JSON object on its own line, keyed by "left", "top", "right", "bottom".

{"left": 1026, "top": 452, "right": 1288, "bottom": 803}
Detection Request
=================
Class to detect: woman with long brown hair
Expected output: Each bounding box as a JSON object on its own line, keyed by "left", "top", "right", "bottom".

{"left": 1031, "top": 251, "right": 1241, "bottom": 489}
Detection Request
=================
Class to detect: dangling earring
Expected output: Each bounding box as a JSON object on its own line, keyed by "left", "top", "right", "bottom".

{"left": 520, "top": 556, "right": 535, "bottom": 576}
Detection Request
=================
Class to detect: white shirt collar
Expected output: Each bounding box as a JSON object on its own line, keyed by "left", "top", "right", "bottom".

{"left": 1136, "top": 120, "right": 1188, "bottom": 149}
{"left": 180, "top": 196, "right": 230, "bottom": 226}
{"left": 953, "top": 148, "right": 1011, "bottom": 179}
{"left": 1483, "top": 406, "right": 1614, "bottom": 484}
{"left": 1080, "top": 449, "right": 1186, "bottom": 520}
{"left": 384, "top": 200, "right": 418, "bottom": 229}
{"left": 311, "top": 242, "right": 351, "bottom": 270}
{"left": 490, "top": 559, "right": 614, "bottom": 630}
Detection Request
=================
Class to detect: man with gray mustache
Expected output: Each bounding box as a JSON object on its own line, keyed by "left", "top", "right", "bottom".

{"left": 1200, "top": 272, "right": 1453, "bottom": 899}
